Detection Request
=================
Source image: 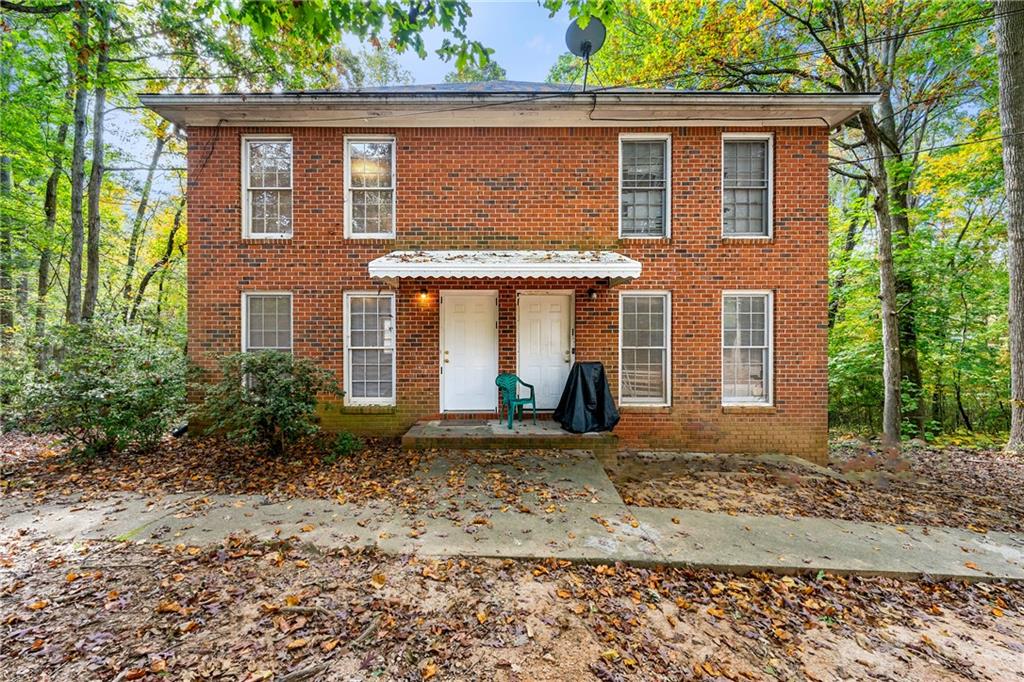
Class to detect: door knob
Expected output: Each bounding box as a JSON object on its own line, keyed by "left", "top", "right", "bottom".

{"left": 444, "top": 350, "right": 450, "bottom": 364}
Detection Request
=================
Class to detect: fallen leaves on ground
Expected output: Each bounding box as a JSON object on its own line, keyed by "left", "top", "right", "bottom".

{"left": 1, "top": 433, "right": 597, "bottom": 517}
{"left": 1, "top": 532, "right": 1021, "bottom": 681}
{"left": 611, "top": 439, "right": 1024, "bottom": 532}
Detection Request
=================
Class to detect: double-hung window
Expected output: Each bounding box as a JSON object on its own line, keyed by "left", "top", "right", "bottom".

{"left": 619, "top": 134, "right": 670, "bottom": 238}
{"left": 345, "top": 136, "right": 396, "bottom": 238}
{"left": 619, "top": 292, "right": 671, "bottom": 405}
{"left": 344, "top": 292, "right": 396, "bottom": 405}
{"left": 722, "top": 292, "right": 772, "bottom": 404}
{"left": 243, "top": 293, "right": 292, "bottom": 353}
{"left": 242, "top": 137, "right": 293, "bottom": 238}
{"left": 722, "top": 134, "right": 772, "bottom": 237}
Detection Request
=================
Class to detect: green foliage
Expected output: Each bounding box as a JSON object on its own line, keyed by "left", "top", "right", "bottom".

{"left": 197, "top": 351, "right": 342, "bottom": 456}
{"left": 324, "top": 431, "right": 366, "bottom": 464}
{"left": 444, "top": 57, "right": 507, "bottom": 83}
{"left": 14, "top": 323, "right": 186, "bottom": 457}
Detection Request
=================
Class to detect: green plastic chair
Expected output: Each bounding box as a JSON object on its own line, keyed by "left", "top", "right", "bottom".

{"left": 495, "top": 373, "right": 537, "bottom": 429}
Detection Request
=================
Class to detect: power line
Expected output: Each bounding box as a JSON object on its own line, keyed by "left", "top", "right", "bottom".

{"left": 832, "top": 131, "right": 1016, "bottom": 165}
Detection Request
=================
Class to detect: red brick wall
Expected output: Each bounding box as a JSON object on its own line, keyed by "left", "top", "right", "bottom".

{"left": 186, "top": 125, "right": 829, "bottom": 461}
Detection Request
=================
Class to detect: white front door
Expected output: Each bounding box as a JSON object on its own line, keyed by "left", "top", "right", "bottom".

{"left": 441, "top": 292, "right": 498, "bottom": 412}
{"left": 517, "top": 292, "right": 573, "bottom": 409}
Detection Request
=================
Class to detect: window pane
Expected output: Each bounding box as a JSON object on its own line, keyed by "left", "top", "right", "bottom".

{"left": 248, "top": 141, "right": 292, "bottom": 189}
{"left": 246, "top": 294, "right": 291, "bottom": 351}
{"left": 723, "top": 139, "right": 769, "bottom": 236}
{"left": 349, "top": 142, "right": 393, "bottom": 188}
{"left": 351, "top": 189, "right": 394, "bottom": 235}
{"left": 248, "top": 189, "right": 292, "bottom": 235}
{"left": 722, "top": 295, "right": 769, "bottom": 401}
{"left": 620, "top": 294, "right": 669, "bottom": 402}
{"left": 621, "top": 140, "right": 668, "bottom": 237}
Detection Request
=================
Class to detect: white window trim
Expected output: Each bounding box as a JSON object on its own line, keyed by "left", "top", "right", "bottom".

{"left": 343, "top": 291, "right": 397, "bottom": 406}
{"left": 721, "top": 290, "right": 774, "bottom": 407}
{"left": 618, "top": 290, "right": 672, "bottom": 407}
{"left": 721, "top": 132, "right": 774, "bottom": 240}
{"left": 241, "top": 291, "right": 294, "bottom": 352}
{"left": 344, "top": 135, "right": 397, "bottom": 239}
{"left": 618, "top": 133, "right": 672, "bottom": 239}
{"left": 241, "top": 135, "right": 293, "bottom": 240}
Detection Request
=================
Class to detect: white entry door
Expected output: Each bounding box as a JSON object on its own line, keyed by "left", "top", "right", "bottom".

{"left": 517, "top": 292, "right": 573, "bottom": 409}
{"left": 441, "top": 292, "right": 498, "bottom": 412}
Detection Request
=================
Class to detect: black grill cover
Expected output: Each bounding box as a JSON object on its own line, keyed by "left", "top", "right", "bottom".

{"left": 553, "top": 361, "right": 620, "bottom": 433}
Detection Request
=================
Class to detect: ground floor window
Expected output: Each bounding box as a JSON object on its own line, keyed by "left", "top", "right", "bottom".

{"left": 242, "top": 292, "right": 292, "bottom": 352}
{"left": 344, "top": 292, "right": 396, "bottom": 405}
{"left": 722, "top": 291, "right": 772, "bottom": 404}
{"left": 619, "top": 291, "right": 671, "bottom": 405}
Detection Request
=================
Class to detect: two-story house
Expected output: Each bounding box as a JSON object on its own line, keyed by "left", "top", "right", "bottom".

{"left": 141, "top": 81, "right": 876, "bottom": 463}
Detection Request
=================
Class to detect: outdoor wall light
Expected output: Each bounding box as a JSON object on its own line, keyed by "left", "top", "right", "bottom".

{"left": 587, "top": 287, "right": 598, "bottom": 300}
{"left": 419, "top": 287, "right": 429, "bottom": 302}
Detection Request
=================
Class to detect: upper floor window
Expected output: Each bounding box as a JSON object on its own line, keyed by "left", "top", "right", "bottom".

{"left": 243, "top": 292, "right": 292, "bottom": 353}
{"left": 345, "top": 136, "right": 396, "bottom": 238}
{"left": 242, "top": 137, "right": 293, "bottom": 239}
{"left": 722, "top": 134, "right": 772, "bottom": 238}
{"left": 619, "top": 134, "right": 671, "bottom": 238}
{"left": 722, "top": 291, "right": 772, "bottom": 405}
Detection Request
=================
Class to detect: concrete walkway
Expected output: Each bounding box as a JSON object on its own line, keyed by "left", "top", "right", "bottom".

{"left": 2, "top": 451, "right": 1023, "bottom": 581}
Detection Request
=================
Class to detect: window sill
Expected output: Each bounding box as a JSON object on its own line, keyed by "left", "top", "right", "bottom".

{"left": 721, "top": 233, "right": 773, "bottom": 241}
{"left": 619, "top": 402, "right": 672, "bottom": 411}
{"left": 344, "top": 234, "right": 396, "bottom": 240}
{"left": 721, "top": 404, "right": 776, "bottom": 414}
{"left": 619, "top": 235, "right": 671, "bottom": 241}
{"left": 339, "top": 404, "right": 398, "bottom": 415}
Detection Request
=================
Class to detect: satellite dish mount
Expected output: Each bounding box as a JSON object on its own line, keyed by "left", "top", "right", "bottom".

{"left": 565, "top": 17, "right": 606, "bottom": 92}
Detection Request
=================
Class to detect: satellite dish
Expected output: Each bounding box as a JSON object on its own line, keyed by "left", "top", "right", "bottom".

{"left": 565, "top": 17, "right": 606, "bottom": 59}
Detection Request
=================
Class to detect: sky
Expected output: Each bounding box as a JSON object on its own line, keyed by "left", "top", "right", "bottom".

{"left": 391, "top": 1, "right": 572, "bottom": 84}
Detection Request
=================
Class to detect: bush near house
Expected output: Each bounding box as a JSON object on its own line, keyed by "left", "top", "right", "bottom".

{"left": 196, "top": 351, "right": 342, "bottom": 456}
{"left": 14, "top": 323, "right": 187, "bottom": 457}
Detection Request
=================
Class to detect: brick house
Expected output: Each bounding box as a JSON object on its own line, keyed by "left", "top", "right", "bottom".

{"left": 142, "top": 82, "right": 876, "bottom": 463}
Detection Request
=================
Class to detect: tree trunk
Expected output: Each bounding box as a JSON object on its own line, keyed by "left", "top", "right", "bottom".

{"left": 65, "top": 0, "right": 90, "bottom": 326}
{"left": 82, "top": 2, "right": 109, "bottom": 322}
{"left": 128, "top": 200, "right": 183, "bottom": 324}
{"left": 37, "top": 118, "right": 71, "bottom": 345}
{"left": 998, "top": 0, "right": 1024, "bottom": 453}
{"left": 0, "top": 154, "right": 12, "bottom": 347}
{"left": 829, "top": 183, "right": 868, "bottom": 330}
{"left": 862, "top": 115, "right": 903, "bottom": 449}
{"left": 120, "top": 133, "right": 165, "bottom": 315}
{"left": 0, "top": 59, "right": 12, "bottom": 346}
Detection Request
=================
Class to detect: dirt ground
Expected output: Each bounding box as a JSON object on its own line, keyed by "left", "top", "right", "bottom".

{"left": 1, "top": 531, "right": 1022, "bottom": 682}
{"left": 608, "top": 439, "right": 1024, "bottom": 533}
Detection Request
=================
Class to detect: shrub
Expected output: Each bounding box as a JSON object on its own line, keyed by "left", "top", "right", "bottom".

{"left": 323, "top": 431, "right": 365, "bottom": 464}
{"left": 197, "top": 351, "right": 341, "bottom": 456}
{"left": 17, "top": 323, "right": 187, "bottom": 456}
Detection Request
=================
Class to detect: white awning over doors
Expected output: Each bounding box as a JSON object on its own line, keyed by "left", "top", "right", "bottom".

{"left": 367, "top": 250, "right": 642, "bottom": 282}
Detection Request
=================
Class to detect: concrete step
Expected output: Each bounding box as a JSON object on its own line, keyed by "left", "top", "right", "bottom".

{"left": 401, "top": 419, "right": 618, "bottom": 452}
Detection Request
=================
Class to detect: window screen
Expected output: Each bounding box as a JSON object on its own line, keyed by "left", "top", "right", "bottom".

{"left": 347, "top": 294, "right": 395, "bottom": 402}
{"left": 347, "top": 139, "right": 395, "bottom": 236}
{"left": 245, "top": 139, "right": 292, "bottom": 236}
{"left": 723, "top": 138, "right": 770, "bottom": 236}
{"left": 245, "top": 294, "right": 292, "bottom": 352}
{"left": 620, "top": 293, "right": 669, "bottom": 403}
{"left": 620, "top": 139, "right": 668, "bottom": 237}
{"left": 723, "top": 293, "right": 770, "bottom": 402}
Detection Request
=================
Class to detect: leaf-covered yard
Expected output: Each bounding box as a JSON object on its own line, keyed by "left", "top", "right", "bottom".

{"left": 2, "top": 532, "right": 1022, "bottom": 682}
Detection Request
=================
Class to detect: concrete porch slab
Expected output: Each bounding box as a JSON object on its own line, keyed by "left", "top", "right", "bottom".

{"left": 401, "top": 419, "right": 617, "bottom": 452}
